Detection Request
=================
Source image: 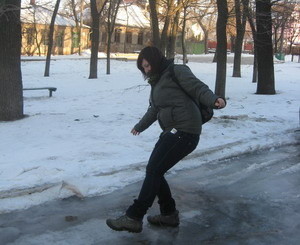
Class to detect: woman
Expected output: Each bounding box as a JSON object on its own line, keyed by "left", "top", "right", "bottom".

{"left": 106, "top": 46, "right": 226, "bottom": 233}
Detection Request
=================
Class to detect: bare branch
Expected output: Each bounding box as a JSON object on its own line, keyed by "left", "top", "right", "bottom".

{"left": 123, "top": 84, "right": 150, "bottom": 93}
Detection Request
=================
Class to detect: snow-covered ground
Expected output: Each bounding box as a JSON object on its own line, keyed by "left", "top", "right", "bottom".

{"left": 0, "top": 53, "right": 299, "bottom": 214}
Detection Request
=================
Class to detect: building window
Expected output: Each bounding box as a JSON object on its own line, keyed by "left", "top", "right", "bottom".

{"left": 138, "top": 32, "right": 143, "bottom": 45}
{"left": 55, "top": 32, "right": 64, "bottom": 47}
{"left": 114, "top": 28, "right": 121, "bottom": 43}
{"left": 126, "top": 31, "right": 132, "bottom": 44}
{"left": 72, "top": 32, "right": 79, "bottom": 48}
{"left": 27, "top": 28, "right": 35, "bottom": 45}
{"left": 101, "top": 32, "right": 107, "bottom": 43}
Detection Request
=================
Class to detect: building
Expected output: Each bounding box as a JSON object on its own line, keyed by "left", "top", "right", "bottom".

{"left": 21, "top": 1, "right": 90, "bottom": 56}
{"left": 98, "top": 4, "right": 152, "bottom": 53}
{"left": 20, "top": 1, "right": 221, "bottom": 55}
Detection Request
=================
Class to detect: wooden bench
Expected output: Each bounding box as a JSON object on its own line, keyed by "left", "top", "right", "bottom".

{"left": 23, "top": 87, "right": 57, "bottom": 97}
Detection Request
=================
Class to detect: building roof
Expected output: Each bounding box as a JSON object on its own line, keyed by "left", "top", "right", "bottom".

{"left": 21, "top": 2, "right": 149, "bottom": 29}
{"left": 115, "top": 4, "right": 150, "bottom": 29}
{"left": 21, "top": 3, "right": 89, "bottom": 28}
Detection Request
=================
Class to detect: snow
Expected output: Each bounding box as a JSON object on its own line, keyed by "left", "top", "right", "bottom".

{"left": 116, "top": 4, "right": 150, "bottom": 28}
{"left": 0, "top": 53, "right": 299, "bottom": 214}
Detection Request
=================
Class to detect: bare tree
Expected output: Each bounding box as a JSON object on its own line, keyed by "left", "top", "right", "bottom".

{"left": 181, "top": 0, "right": 189, "bottom": 64}
{"left": 160, "top": 0, "right": 173, "bottom": 54}
{"left": 244, "top": 0, "right": 258, "bottom": 83}
{"left": 123, "top": 3, "right": 129, "bottom": 53}
{"left": 0, "top": 0, "right": 23, "bottom": 121}
{"left": 61, "top": 0, "right": 86, "bottom": 54}
{"left": 193, "top": 0, "right": 216, "bottom": 54}
{"left": 148, "top": 0, "right": 183, "bottom": 57}
{"left": 148, "top": 0, "right": 160, "bottom": 48}
{"left": 22, "top": 5, "right": 40, "bottom": 56}
{"left": 272, "top": 0, "right": 296, "bottom": 54}
{"left": 286, "top": 9, "right": 299, "bottom": 54}
{"left": 106, "top": 0, "right": 121, "bottom": 75}
{"left": 70, "top": 0, "right": 85, "bottom": 55}
{"left": 227, "top": 2, "right": 237, "bottom": 53}
{"left": 232, "top": 0, "right": 249, "bottom": 77}
{"left": 215, "top": 0, "right": 228, "bottom": 98}
{"left": 32, "top": 6, "right": 43, "bottom": 56}
{"left": 44, "top": 0, "right": 61, "bottom": 77}
{"left": 167, "top": 3, "right": 182, "bottom": 58}
{"left": 179, "top": 0, "right": 201, "bottom": 62}
{"left": 21, "top": 2, "right": 53, "bottom": 56}
{"left": 255, "top": 0, "right": 275, "bottom": 94}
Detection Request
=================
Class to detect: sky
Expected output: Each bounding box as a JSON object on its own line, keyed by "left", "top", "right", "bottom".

{"left": 0, "top": 52, "right": 299, "bottom": 214}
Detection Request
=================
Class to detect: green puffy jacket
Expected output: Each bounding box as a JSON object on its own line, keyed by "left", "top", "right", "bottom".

{"left": 134, "top": 64, "right": 220, "bottom": 134}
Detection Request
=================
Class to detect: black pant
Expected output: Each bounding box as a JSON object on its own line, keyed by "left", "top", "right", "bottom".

{"left": 126, "top": 130, "right": 199, "bottom": 220}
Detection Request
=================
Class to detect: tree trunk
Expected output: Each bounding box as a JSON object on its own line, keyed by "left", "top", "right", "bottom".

{"left": 215, "top": 0, "right": 228, "bottom": 98}
{"left": 273, "top": 27, "right": 279, "bottom": 53}
{"left": 232, "top": 0, "right": 247, "bottom": 77}
{"left": 243, "top": 0, "right": 257, "bottom": 83}
{"left": 288, "top": 42, "right": 293, "bottom": 54}
{"left": 182, "top": 6, "right": 188, "bottom": 65}
{"left": 278, "top": 23, "right": 285, "bottom": 54}
{"left": 107, "top": 11, "right": 111, "bottom": 75}
{"left": 89, "top": 0, "right": 100, "bottom": 79}
{"left": 160, "top": 17, "right": 170, "bottom": 55}
{"left": 44, "top": 0, "right": 61, "bottom": 77}
{"left": 71, "top": 0, "right": 83, "bottom": 55}
{"left": 161, "top": 0, "right": 173, "bottom": 55}
{"left": 203, "top": 31, "right": 209, "bottom": 54}
{"left": 106, "top": 0, "right": 121, "bottom": 75}
{"left": 0, "top": 0, "right": 23, "bottom": 121}
{"left": 123, "top": 4, "right": 129, "bottom": 53}
{"left": 213, "top": 51, "right": 217, "bottom": 63}
{"left": 255, "top": 0, "right": 275, "bottom": 94}
{"left": 252, "top": 48, "right": 258, "bottom": 83}
{"left": 71, "top": 0, "right": 79, "bottom": 54}
{"left": 79, "top": 0, "right": 84, "bottom": 55}
{"left": 200, "top": 25, "right": 209, "bottom": 54}
{"left": 106, "top": 2, "right": 112, "bottom": 75}
{"left": 198, "top": 15, "right": 212, "bottom": 54}
{"left": 149, "top": 0, "right": 160, "bottom": 48}
{"left": 167, "top": 8, "right": 180, "bottom": 59}
{"left": 33, "top": 8, "right": 42, "bottom": 56}
{"left": 107, "top": 31, "right": 111, "bottom": 75}
{"left": 230, "top": 35, "right": 235, "bottom": 53}
{"left": 89, "top": 0, "right": 108, "bottom": 79}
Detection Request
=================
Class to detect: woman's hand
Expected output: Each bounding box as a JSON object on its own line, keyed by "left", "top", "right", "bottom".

{"left": 215, "top": 98, "right": 226, "bottom": 109}
{"left": 131, "top": 128, "right": 140, "bottom": 136}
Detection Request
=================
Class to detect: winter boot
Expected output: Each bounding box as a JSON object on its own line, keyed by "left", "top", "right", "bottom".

{"left": 147, "top": 210, "right": 179, "bottom": 227}
{"left": 106, "top": 215, "right": 143, "bottom": 233}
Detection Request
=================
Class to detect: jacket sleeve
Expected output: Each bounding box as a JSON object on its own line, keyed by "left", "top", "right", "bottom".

{"left": 134, "top": 103, "right": 158, "bottom": 132}
{"left": 173, "top": 65, "right": 220, "bottom": 108}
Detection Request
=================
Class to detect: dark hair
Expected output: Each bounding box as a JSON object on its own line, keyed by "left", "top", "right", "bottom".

{"left": 137, "top": 46, "right": 166, "bottom": 76}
